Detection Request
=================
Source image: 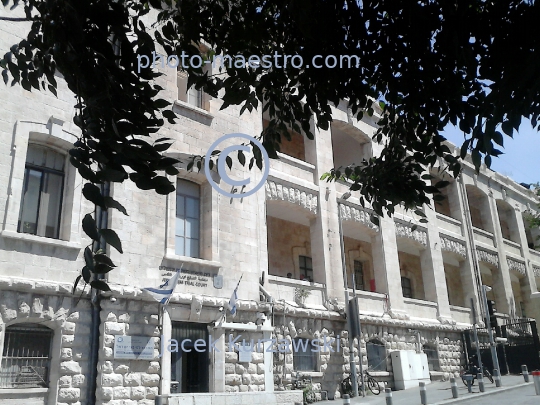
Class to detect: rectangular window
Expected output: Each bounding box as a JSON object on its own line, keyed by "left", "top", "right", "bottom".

{"left": 0, "top": 324, "right": 53, "bottom": 388}
{"left": 401, "top": 276, "right": 413, "bottom": 298}
{"left": 353, "top": 260, "right": 365, "bottom": 290}
{"left": 299, "top": 255, "right": 313, "bottom": 282}
{"left": 177, "top": 70, "right": 205, "bottom": 109}
{"left": 18, "top": 145, "right": 64, "bottom": 239}
{"left": 175, "top": 179, "right": 200, "bottom": 258}
{"left": 292, "top": 338, "right": 316, "bottom": 371}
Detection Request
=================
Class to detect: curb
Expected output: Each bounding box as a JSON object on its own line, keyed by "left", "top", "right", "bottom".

{"left": 431, "top": 381, "right": 533, "bottom": 405}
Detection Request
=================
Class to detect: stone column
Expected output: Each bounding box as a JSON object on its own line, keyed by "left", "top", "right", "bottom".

{"left": 212, "top": 327, "right": 226, "bottom": 392}
{"left": 371, "top": 216, "right": 409, "bottom": 319}
{"left": 487, "top": 191, "right": 515, "bottom": 315}
{"left": 160, "top": 307, "right": 172, "bottom": 396}
{"left": 455, "top": 175, "right": 483, "bottom": 319}
{"left": 421, "top": 207, "right": 453, "bottom": 323}
{"left": 262, "top": 320, "right": 274, "bottom": 392}
{"left": 306, "top": 124, "right": 346, "bottom": 302}
{"left": 511, "top": 205, "right": 540, "bottom": 322}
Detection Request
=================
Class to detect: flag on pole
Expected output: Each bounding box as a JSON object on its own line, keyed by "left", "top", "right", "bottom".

{"left": 143, "top": 265, "right": 182, "bottom": 305}
{"left": 228, "top": 275, "right": 243, "bottom": 317}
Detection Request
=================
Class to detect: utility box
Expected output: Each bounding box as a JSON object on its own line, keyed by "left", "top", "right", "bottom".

{"left": 391, "top": 350, "right": 431, "bottom": 390}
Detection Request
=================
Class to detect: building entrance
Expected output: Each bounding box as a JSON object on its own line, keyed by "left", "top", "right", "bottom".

{"left": 170, "top": 322, "right": 209, "bottom": 393}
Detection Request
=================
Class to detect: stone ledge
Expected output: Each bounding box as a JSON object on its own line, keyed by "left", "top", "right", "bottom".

{"left": 1, "top": 229, "right": 82, "bottom": 250}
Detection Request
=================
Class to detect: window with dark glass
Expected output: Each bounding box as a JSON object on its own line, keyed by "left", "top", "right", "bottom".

{"left": 366, "top": 339, "right": 387, "bottom": 371}
{"left": 0, "top": 324, "right": 53, "bottom": 388}
{"left": 18, "top": 145, "right": 65, "bottom": 239}
{"left": 292, "top": 338, "right": 316, "bottom": 371}
{"left": 176, "top": 179, "right": 200, "bottom": 258}
{"left": 401, "top": 276, "right": 413, "bottom": 298}
{"left": 299, "top": 255, "right": 313, "bottom": 282}
{"left": 353, "top": 260, "right": 365, "bottom": 290}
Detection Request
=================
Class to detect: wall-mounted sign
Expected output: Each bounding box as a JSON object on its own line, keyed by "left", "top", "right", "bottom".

{"left": 213, "top": 275, "right": 223, "bottom": 289}
{"left": 159, "top": 265, "right": 217, "bottom": 289}
{"left": 114, "top": 335, "right": 155, "bottom": 360}
{"left": 238, "top": 343, "right": 252, "bottom": 362}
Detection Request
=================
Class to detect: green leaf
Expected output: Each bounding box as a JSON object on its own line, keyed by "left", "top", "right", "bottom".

{"left": 72, "top": 275, "right": 82, "bottom": 295}
{"left": 94, "top": 263, "right": 114, "bottom": 274}
{"left": 100, "top": 229, "right": 123, "bottom": 253}
{"left": 83, "top": 183, "right": 105, "bottom": 208}
{"left": 82, "top": 266, "right": 92, "bottom": 283}
{"left": 94, "top": 253, "right": 116, "bottom": 267}
{"left": 103, "top": 196, "right": 128, "bottom": 216}
{"left": 82, "top": 214, "right": 100, "bottom": 241}
{"left": 90, "top": 280, "right": 111, "bottom": 291}
{"left": 501, "top": 121, "right": 513, "bottom": 136}
{"left": 84, "top": 247, "right": 94, "bottom": 271}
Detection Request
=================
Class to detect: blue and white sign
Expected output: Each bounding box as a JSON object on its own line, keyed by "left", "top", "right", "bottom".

{"left": 114, "top": 336, "right": 155, "bottom": 360}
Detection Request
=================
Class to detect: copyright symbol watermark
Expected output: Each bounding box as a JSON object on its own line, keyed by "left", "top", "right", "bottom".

{"left": 204, "top": 133, "right": 270, "bottom": 198}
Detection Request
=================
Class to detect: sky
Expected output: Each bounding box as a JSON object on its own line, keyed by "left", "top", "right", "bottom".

{"left": 441, "top": 121, "right": 540, "bottom": 186}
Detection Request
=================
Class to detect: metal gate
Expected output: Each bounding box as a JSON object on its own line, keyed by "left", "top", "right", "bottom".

{"left": 501, "top": 320, "right": 540, "bottom": 374}
{"left": 464, "top": 320, "right": 540, "bottom": 375}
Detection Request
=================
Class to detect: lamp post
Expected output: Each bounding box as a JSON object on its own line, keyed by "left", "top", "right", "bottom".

{"left": 338, "top": 201, "right": 360, "bottom": 397}
{"left": 481, "top": 285, "right": 501, "bottom": 383}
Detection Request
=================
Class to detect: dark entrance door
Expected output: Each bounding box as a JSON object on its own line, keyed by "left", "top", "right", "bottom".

{"left": 170, "top": 322, "right": 209, "bottom": 393}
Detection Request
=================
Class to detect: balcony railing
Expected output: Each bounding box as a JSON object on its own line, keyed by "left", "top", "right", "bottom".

{"left": 436, "top": 213, "right": 463, "bottom": 236}
{"left": 472, "top": 227, "right": 495, "bottom": 247}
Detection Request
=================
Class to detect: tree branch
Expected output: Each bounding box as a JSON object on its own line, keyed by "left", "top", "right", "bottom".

{"left": 0, "top": 17, "right": 30, "bottom": 22}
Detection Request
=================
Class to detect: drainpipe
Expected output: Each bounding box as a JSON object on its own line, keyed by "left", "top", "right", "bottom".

{"left": 87, "top": 181, "right": 109, "bottom": 405}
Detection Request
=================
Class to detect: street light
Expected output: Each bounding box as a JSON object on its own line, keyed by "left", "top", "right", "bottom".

{"left": 481, "top": 285, "right": 502, "bottom": 386}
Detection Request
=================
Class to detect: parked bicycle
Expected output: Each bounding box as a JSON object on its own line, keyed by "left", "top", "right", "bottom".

{"left": 341, "top": 369, "right": 381, "bottom": 396}
{"left": 459, "top": 356, "right": 494, "bottom": 386}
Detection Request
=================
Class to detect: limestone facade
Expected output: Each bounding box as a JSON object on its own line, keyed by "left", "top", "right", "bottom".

{"left": 1, "top": 6, "right": 540, "bottom": 405}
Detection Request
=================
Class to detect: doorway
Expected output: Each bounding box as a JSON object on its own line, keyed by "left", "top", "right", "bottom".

{"left": 170, "top": 322, "right": 209, "bottom": 393}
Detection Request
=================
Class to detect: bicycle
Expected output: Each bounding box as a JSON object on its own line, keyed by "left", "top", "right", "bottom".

{"left": 341, "top": 369, "right": 381, "bottom": 396}
{"left": 459, "top": 366, "right": 494, "bottom": 385}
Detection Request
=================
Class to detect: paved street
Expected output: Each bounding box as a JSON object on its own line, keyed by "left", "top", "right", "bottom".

{"left": 317, "top": 375, "right": 537, "bottom": 405}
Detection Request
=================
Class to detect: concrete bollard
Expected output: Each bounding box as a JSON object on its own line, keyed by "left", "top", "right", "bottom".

{"left": 343, "top": 394, "right": 351, "bottom": 404}
{"left": 493, "top": 369, "right": 502, "bottom": 387}
{"left": 522, "top": 365, "right": 530, "bottom": 382}
{"left": 462, "top": 374, "right": 474, "bottom": 393}
{"left": 155, "top": 396, "right": 166, "bottom": 405}
{"left": 477, "top": 373, "right": 485, "bottom": 393}
{"left": 419, "top": 382, "right": 427, "bottom": 405}
{"left": 532, "top": 371, "right": 540, "bottom": 395}
{"left": 385, "top": 387, "right": 393, "bottom": 405}
{"left": 450, "top": 377, "right": 459, "bottom": 399}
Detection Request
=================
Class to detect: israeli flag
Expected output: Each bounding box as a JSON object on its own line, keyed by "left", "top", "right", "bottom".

{"left": 228, "top": 287, "right": 238, "bottom": 317}
{"left": 143, "top": 270, "right": 181, "bottom": 304}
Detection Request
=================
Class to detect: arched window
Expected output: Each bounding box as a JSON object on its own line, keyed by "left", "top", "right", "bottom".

{"left": 0, "top": 324, "right": 53, "bottom": 388}
{"left": 18, "top": 145, "right": 65, "bottom": 239}
{"left": 366, "top": 339, "right": 387, "bottom": 371}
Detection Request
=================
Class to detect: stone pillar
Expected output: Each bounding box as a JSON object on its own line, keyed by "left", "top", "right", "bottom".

{"left": 512, "top": 205, "right": 540, "bottom": 323}
{"left": 455, "top": 175, "right": 483, "bottom": 319}
{"left": 306, "top": 124, "right": 346, "bottom": 302}
{"left": 421, "top": 207, "right": 453, "bottom": 323}
{"left": 212, "top": 328, "right": 226, "bottom": 392}
{"left": 160, "top": 307, "right": 172, "bottom": 396}
{"left": 487, "top": 192, "right": 515, "bottom": 316}
{"left": 371, "top": 216, "right": 409, "bottom": 319}
{"left": 263, "top": 320, "right": 274, "bottom": 392}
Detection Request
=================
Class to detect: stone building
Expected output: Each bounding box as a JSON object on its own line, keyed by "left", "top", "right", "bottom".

{"left": 1, "top": 7, "right": 540, "bottom": 405}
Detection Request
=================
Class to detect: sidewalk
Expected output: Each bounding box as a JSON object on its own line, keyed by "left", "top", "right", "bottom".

{"left": 317, "top": 374, "right": 534, "bottom": 405}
